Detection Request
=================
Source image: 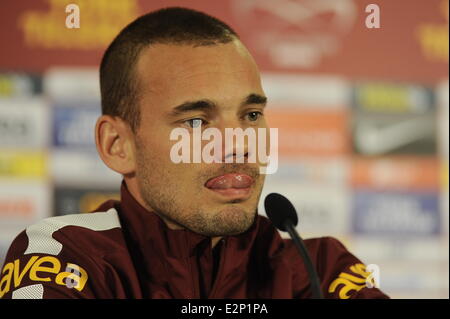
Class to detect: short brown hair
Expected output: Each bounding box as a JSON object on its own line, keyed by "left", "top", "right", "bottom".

{"left": 100, "top": 7, "right": 238, "bottom": 132}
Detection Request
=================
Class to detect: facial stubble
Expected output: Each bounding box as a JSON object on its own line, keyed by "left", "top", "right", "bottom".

{"left": 134, "top": 137, "right": 263, "bottom": 237}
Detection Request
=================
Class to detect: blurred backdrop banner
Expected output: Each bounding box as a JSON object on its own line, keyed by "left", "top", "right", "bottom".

{"left": 0, "top": 0, "right": 448, "bottom": 298}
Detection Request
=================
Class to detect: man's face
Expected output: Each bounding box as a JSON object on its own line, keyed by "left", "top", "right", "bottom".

{"left": 132, "top": 40, "right": 267, "bottom": 237}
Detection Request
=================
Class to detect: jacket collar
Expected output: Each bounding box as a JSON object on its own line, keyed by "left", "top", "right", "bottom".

{"left": 116, "top": 181, "right": 262, "bottom": 263}
{"left": 95, "top": 181, "right": 285, "bottom": 298}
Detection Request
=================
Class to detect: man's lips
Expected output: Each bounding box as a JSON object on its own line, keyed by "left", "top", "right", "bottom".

{"left": 205, "top": 173, "right": 254, "bottom": 200}
{"left": 205, "top": 173, "right": 254, "bottom": 190}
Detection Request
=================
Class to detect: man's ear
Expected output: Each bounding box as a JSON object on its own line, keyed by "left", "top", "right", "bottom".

{"left": 95, "top": 115, "right": 136, "bottom": 175}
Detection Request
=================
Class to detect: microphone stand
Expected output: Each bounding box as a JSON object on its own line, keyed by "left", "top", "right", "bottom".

{"left": 283, "top": 219, "right": 324, "bottom": 299}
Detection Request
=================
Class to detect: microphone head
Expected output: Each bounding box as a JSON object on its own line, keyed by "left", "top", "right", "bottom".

{"left": 264, "top": 193, "right": 298, "bottom": 231}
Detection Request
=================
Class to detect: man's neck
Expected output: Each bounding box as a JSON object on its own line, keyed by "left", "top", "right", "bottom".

{"left": 125, "top": 178, "right": 224, "bottom": 249}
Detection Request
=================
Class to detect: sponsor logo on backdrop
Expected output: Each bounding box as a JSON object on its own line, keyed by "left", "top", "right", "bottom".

{"left": 0, "top": 99, "right": 49, "bottom": 148}
{"left": 51, "top": 150, "right": 122, "bottom": 185}
{"left": 53, "top": 105, "right": 100, "bottom": 148}
{"left": 0, "top": 73, "right": 42, "bottom": 98}
{"left": 19, "top": 0, "right": 138, "bottom": 50}
{"left": 353, "top": 83, "right": 434, "bottom": 114}
{"left": 416, "top": 0, "right": 449, "bottom": 63}
{"left": 351, "top": 157, "right": 439, "bottom": 190}
{"left": 266, "top": 108, "right": 349, "bottom": 157}
{"left": 261, "top": 74, "right": 350, "bottom": 107}
{"left": 352, "top": 190, "right": 440, "bottom": 236}
{"left": 0, "top": 181, "right": 51, "bottom": 222}
{"left": 232, "top": 0, "right": 357, "bottom": 68}
{"left": 44, "top": 68, "right": 100, "bottom": 100}
{"left": 265, "top": 159, "right": 349, "bottom": 186}
{"left": 352, "top": 82, "right": 436, "bottom": 155}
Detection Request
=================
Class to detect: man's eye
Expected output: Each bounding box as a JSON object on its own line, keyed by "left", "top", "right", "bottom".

{"left": 184, "top": 118, "right": 205, "bottom": 128}
{"left": 246, "top": 111, "right": 262, "bottom": 122}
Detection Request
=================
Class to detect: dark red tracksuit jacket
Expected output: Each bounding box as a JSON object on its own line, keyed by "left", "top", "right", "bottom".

{"left": 0, "top": 182, "right": 388, "bottom": 299}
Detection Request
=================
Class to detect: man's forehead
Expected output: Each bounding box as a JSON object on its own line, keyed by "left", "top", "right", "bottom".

{"left": 136, "top": 40, "right": 258, "bottom": 82}
{"left": 135, "top": 40, "right": 263, "bottom": 111}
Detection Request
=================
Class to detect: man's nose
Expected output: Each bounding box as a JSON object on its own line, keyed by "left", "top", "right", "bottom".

{"left": 217, "top": 118, "right": 250, "bottom": 164}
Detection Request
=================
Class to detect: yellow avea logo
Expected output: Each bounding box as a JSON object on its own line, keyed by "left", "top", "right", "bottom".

{"left": 0, "top": 255, "right": 88, "bottom": 298}
{"left": 328, "top": 263, "right": 375, "bottom": 299}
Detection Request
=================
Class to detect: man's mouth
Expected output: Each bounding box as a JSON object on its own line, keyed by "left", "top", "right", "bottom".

{"left": 204, "top": 173, "right": 254, "bottom": 199}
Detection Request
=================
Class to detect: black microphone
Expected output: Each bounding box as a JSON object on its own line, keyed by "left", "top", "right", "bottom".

{"left": 264, "top": 193, "right": 324, "bottom": 299}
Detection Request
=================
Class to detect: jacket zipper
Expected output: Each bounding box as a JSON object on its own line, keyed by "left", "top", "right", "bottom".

{"left": 183, "top": 232, "right": 197, "bottom": 299}
{"left": 208, "top": 238, "right": 227, "bottom": 298}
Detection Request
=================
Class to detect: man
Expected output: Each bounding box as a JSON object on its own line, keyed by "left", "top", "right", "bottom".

{"left": 0, "top": 7, "right": 388, "bottom": 299}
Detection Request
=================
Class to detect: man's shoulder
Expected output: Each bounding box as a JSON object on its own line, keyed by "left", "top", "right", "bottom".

{"left": 23, "top": 208, "right": 123, "bottom": 255}
{"left": 303, "top": 236, "right": 348, "bottom": 256}
{"left": 3, "top": 208, "right": 124, "bottom": 267}
{"left": 282, "top": 235, "right": 361, "bottom": 276}
{"left": 254, "top": 216, "right": 345, "bottom": 255}
{"left": 283, "top": 236, "right": 389, "bottom": 299}
{"left": 280, "top": 235, "right": 346, "bottom": 262}
{"left": 0, "top": 208, "right": 126, "bottom": 298}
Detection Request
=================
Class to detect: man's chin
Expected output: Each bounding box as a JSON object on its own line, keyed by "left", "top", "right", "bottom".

{"left": 203, "top": 205, "right": 257, "bottom": 236}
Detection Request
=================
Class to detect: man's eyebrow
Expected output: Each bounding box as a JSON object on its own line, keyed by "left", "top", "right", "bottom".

{"left": 168, "top": 99, "right": 217, "bottom": 116}
{"left": 168, "top": 93, "right": 267, "bottom": 117}
{"left": 241, "top": 93, "right": 267, "bottom": 107}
